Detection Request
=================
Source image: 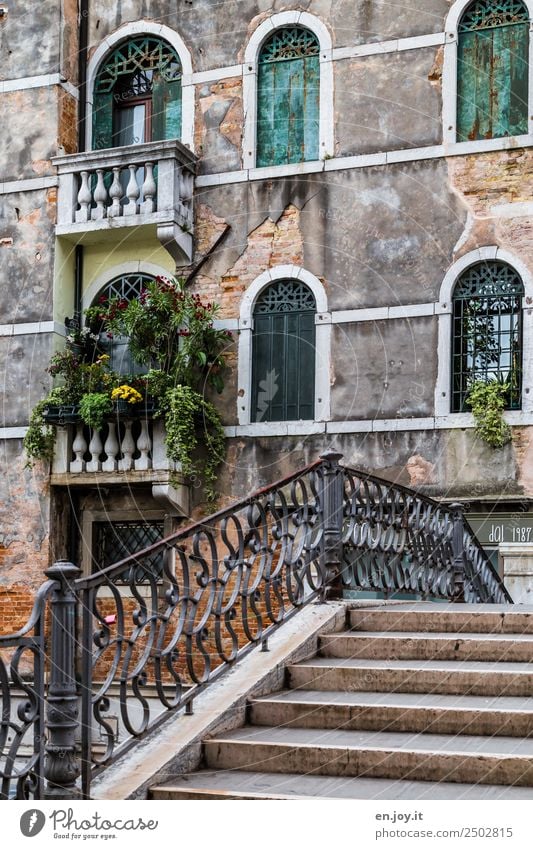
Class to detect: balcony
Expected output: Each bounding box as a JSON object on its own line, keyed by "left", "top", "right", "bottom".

{"left": 50, "top": 414, "right": 190, "bottom": 516}
{"left": 52, "top": 140, "right": 197, "bottom": 264}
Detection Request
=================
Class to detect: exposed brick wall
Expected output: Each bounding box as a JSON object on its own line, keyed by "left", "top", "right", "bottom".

{"left": 0, "top": 585, "right": 36, "bottom": 635}
{"left": 190, "top": 202, "right": 305, "bottom": 318}
{"left": 58, "top": 89, "right": 78, "bottom": 155}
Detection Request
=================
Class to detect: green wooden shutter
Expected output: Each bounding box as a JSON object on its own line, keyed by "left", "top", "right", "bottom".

{"left": 92, "top": 92, "right": 114, "bottom": 150}
{"left": 251, "top": 281, "right": 316, "bottom": 422}
{"left": 152, "top": 75, "right": 182, "bottom": 141}
{"left": 257, "top": 27, "right": 320, "bottom": 167}
{"left": 457, "top": 8, "right": 528, "bottom": 141}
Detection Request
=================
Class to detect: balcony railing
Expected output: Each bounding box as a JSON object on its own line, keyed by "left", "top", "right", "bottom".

{"left": 52, "top": 140, "right": 197, "bottom": 264}
{"left": 51, "top": 417, "right": 189, "bottom": 515}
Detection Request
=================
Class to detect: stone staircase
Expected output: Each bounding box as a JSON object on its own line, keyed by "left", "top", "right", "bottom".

{"left": 150, "top": 603, "right": 533, "bottom": 800}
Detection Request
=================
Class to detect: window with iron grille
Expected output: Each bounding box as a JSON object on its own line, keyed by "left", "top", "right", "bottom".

{"left": 94, "top": 520, "right": 165, "bottom": 582}
{"left": 92, "top": 36, "right": 182, "bottom": 150}
{"left": 256, "top": 27, "right": 320, "bottom": 167}
{"left": 251, "top": 280, "right": 316, "bottom": 422}
{"left": 451, "top": 261, "right": 524, "bottom": 412}
{"left": 457, "top": 0, "right": 529, "bottom": 141}
{"left": 89, "top": 272, "right": 155, "bottom": 375}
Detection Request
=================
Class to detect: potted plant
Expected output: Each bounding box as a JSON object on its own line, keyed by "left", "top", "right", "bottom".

{"left": 26, "top": 277, "right": 232, "bottom": 501}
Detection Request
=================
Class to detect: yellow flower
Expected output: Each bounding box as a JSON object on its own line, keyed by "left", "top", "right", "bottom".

{"left": 111, "top": 385, "right": 143, "bottom": 404}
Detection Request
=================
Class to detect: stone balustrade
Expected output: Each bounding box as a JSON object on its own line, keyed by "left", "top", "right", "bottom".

{"left": 51, "top": 419, "right": 189, "bottom": 515}
{"left": 52, "top": 140, "right": 197, "bottom": 264}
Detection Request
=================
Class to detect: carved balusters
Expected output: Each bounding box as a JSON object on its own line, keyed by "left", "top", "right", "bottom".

{"left": 124, "top": 165, "right": 140, "bottom": 216}
{"left": 140, "top": 162, "right": 156, "bottom": 214}
{"left": 75, "top": 171, "right": 92, "bottom": 223}
{"left": 118, "top": 421, "right": 135, "bottom": 471}
{"left": 135, "top": 420, "right": 152, "bottom": 470}
{"left": 86, "top": 429, "right": 103, "bottom": 473}
{"left": 70, "top": 425, "right": 87, "bottom": 473}
{"left": 108, "top": 168, "right": 122, "bottom": 217}
{"left": 92, "top": 169, "right": 107, "bottom": 220}
{"left": 102, "top": 422, "right": 119, "bottom": 472}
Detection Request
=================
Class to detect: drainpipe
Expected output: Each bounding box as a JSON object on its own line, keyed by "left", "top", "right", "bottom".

{"left": 78, "top": 0, "right": 89, "bottom": 153}
{"left": 73, "top": 0, "right": 88, "bottom": 319}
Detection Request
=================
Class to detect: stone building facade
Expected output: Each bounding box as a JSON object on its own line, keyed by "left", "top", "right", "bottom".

{"left": 2, "top": 0, "right": 533, "bottom": 614}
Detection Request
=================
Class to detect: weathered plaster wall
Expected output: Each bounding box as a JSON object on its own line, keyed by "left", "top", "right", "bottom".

{"left": 335, "top": 49, "right": 442, "bottom": 156}
{"left": 218, "top": 429, "right": 523, "bottom": 507}
{"left": 1, "top": 88, "right": 60, "bottom": 182}
{"left": 194, "top": 161, "right": 466, "bottom": 316}
{"left": 331, "top": 317, "right": 438, "bottom": 420}
{"left": 0, "top": 334, "right": 52, "bottom": 427}
{"left": 195, "top": 78, "right": 243, "bottom": 175}
{"left": 0, "top": 0, "right": 61, "bottom": 80}
{"left": 87, "top": 1, "right": 451, "bottom": 70}
{"left": 0, "top": 190, "right": 55, "bottom": 323}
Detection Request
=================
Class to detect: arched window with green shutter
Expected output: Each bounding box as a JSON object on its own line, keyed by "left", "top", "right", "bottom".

{"left": 251, "top": 280, "right": 316, "bottom": 422}
{"left": 92, "top": 37, "right": 182, "bottom": 150}
{"left": 451, "top": 261, "right": 524, "bottom": 411}
{"left": 256, "top": 27, "right": 320, "bottom": 167}
{"left": 457, "top": 0, "right": 529, "bottom": 141}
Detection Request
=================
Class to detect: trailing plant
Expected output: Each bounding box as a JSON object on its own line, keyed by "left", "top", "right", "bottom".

{"left": 24, "top": 387, "right": 72, "bottom": 464}
{"left": 466, "top": 380, "right": 511, "bottom": 448}
{"left": 79, "top": 392, "right": 113, "bottom": 431}
{"left": 26, "top": 277, "right": 230, "bottom": 500}
{"left": 161, "top": 385, "right": 226, "bottom": 502}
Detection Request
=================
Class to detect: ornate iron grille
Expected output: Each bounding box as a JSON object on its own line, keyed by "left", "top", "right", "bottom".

{"left": 259, "top": 27, "right": 320, "bottom": 63}
{"left": 95, "top": 37, "right": 182, "bottom": 94}
{"left": 254, "top": 280, "right": 316, "bottom": 314}
{"left": 459, "top": 0, "right": 528, "bottom": 31}
{"left": 95, "top": 273, "right": 154, "bottom": 305}
{"left": 452, "top": 262, "right": 523, "bottom": 412}
{"left": 94, "top": 520, "right": 165, "bottom": 582}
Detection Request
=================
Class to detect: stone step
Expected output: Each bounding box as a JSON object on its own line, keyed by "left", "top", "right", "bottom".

{"left": 249, "top": 690, "right": 533, "bottom": 737}
{"left": 287, "top": 657, "right": 533, "bottom": 696}
{"left": 150, "top": 769, "right": 533, "bottom": 800}
{"left": 319, "top": 631, "right": 533, "bottom": 662}
{"left": 204, "top": 726, "right": 533, "bottom": 786}
{"left": 349, "top": 604, "right": 533, "bottom": 635}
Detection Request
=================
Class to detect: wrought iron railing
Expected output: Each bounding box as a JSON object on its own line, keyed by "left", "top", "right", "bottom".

{"left": 0, "top": 452, "right": 511, "bottom": 800}
{"left": 0, "top": 580, "right": 54, "bottom": 800}
{"left": 341, "top": 466, "right": 512, "bottom": 604}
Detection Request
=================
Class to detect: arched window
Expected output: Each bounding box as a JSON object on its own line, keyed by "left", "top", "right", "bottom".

{"left": 457, "top": 0, "right": 529, "bottom": 141}
{"left": 251, "top": 280, "right": 316, "bottom": 422}
{"left": 92, "top": 36, "right": 182, "bottom": 150}
{"left": 89, "top": 272, "right": 155, "bottom": 373}
{"left": 451, "top": 261, "right": 524, "bottom": 411}
{"left": 256, "top": 27, "right": 320, "bottom": 167}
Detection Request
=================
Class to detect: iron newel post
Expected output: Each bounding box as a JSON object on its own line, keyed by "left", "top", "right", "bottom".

{"left": 44, "top": 560, "right": 82, "bottom": 800}
{"left": 319, "top": 452, "right": 344, "bottom": 596}
{"left": 450, "top": 503, "right": 467, "bottom": 602}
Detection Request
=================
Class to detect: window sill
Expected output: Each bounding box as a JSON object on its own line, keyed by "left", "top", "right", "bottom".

{"left": 196, "top": 134, "right": 533, "bottom": 188}
{"left": 224, "top": 409, "right": 532, "bottom": 438}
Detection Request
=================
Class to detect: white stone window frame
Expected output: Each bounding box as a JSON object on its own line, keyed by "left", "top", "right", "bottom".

{"left": 237, "top": 265, "right": 331, "bottom": 428}
{"left": 442, "top": 0, "right": 533, "bottom": 145}
{"left": 242, "top": 12, "right": 334, "bottom": 170}
{"left": 434, "top": 246, "right": 533, "bottom": 417}
{"left": 86, "top": 20, "right": 195, "bottom": 152}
